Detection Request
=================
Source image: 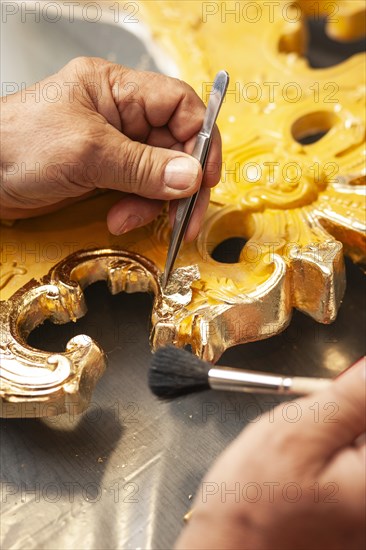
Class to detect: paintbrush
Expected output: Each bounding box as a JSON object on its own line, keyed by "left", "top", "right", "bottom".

{"left": 149, "top": 345, "right": 332, "bottom": 399}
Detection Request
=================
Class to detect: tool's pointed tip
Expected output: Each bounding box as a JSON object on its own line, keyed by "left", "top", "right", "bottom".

{"left": 160, "top": 271, "right": 168, "bottom": 290}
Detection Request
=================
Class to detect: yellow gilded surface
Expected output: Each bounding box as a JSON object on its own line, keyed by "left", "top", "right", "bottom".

{"left": 0, "top": 1, "right": 365, "bottom": 416}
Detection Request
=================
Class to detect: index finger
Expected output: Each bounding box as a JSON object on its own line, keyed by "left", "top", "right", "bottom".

{"left": 140, "top": 72, "right": 222, "bottom": 187}
{"left": 112, "top": 69, "right": 223, "bottom": 187}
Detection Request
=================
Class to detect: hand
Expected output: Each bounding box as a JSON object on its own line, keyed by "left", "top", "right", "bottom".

{"left": 0, "top": 57, "right": 222, "bottom": 241}
{"left": 176, "top": 358, "right": 366, "bottom": 550}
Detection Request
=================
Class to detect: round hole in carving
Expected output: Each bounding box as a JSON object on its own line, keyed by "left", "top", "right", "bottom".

{"left": 211, "top": 238, "right": 248, "bottom": 264}
{"left": 291, "top": 111, "right": 338, "bottom": 145}
{"left": 202, "top": 209, "right": 253, "bottom": 265}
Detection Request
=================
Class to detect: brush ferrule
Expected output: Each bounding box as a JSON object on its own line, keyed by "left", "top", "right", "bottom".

{"left": 208, "top": 367, "right": 293, "bottom": 394}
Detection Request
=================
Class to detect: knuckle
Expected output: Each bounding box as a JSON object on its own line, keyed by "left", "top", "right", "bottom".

{"left": 65, "top": 56, "right": 93, "bottom": 75}
{"left": 181, "top": 80, "right": 198, "bottom": 98}
{"left": 178, "top": 79, "right": 202, "bottom": 106}
{"left": 64, "top": 56, "right": 111, "bottom": 81}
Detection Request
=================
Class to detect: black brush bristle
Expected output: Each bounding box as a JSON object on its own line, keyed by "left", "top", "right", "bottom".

{"left": 149, "top": 345, "right": 211, "bottom": 399}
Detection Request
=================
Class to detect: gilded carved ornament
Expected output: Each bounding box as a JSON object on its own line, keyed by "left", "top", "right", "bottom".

{"left": 0, "top": 1, "right": 365, "bottom": 417}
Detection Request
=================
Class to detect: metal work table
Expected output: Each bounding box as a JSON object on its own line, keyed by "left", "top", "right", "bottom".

{"left": 1, "top": 10, "right": 365, "bottom": 550}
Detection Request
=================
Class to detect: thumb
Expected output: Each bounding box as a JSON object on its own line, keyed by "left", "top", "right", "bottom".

{"left": 95, "top": 128, "right": 202, "bottom": 200}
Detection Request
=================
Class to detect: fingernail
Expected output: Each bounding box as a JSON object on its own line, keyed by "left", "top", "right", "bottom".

{"left": 116, "top": 215, "right": 143, "bottom": 235}
{"left": 164, "top": 157, "right": 200, "bottom": 190}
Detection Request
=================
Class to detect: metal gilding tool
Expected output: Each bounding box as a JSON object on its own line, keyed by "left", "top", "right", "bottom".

{"left": 161, "top": 70, "right": 230, "bottom": 288}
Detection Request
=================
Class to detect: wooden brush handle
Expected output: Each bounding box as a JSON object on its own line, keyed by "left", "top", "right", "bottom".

{"left": 290, "top": 376, "right": 331, "bottom": 395}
